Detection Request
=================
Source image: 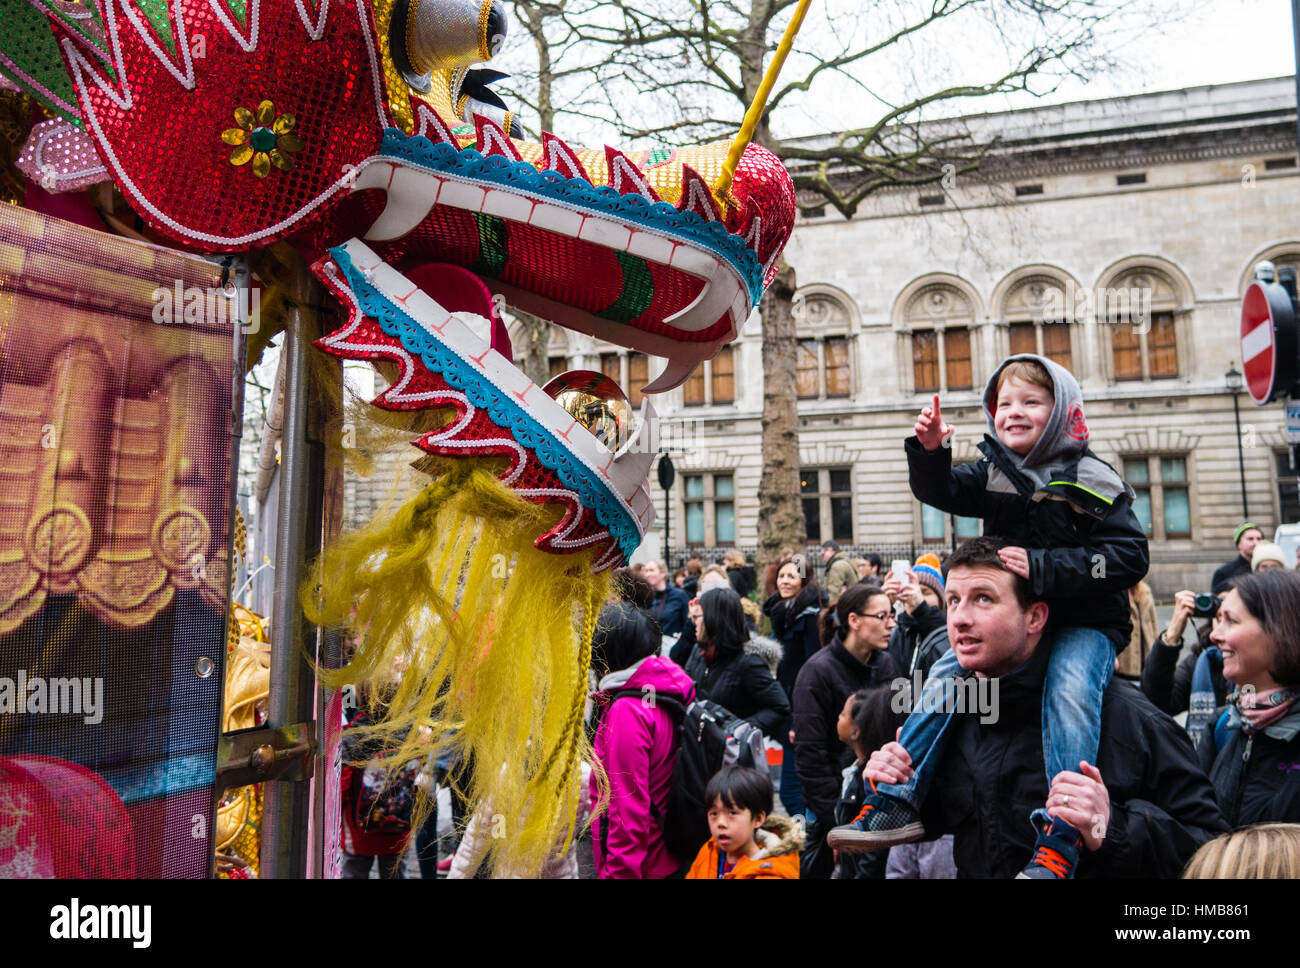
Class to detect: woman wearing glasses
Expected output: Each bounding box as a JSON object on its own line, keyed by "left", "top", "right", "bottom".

{"left": 790, "top": 583, "right": 900, "bottom": 878}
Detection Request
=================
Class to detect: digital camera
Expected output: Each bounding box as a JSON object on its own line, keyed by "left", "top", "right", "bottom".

{"left": 1191, "top": 593, "right": 1220, "bottom": 618}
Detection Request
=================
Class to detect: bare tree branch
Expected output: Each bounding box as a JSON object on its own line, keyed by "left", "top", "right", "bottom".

{"left": 489, "top": 0, "right": 1182, "bottom": 566}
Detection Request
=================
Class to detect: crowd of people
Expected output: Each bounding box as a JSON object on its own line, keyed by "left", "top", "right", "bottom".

{"left": 341, "top": 352, "right": 1300, "bottom": 879}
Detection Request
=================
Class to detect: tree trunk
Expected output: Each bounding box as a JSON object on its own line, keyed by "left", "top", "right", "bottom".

{"left": 748, "top": 7, "right": 800, "bottom": 585}
{"left": 756, "top": 260, "right": 805, "bottom": 582}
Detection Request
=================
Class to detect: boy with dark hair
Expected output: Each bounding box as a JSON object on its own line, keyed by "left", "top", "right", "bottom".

{"left": 685, "top": 765, "right": 802, "bottom": 879}
{"left": 829, "top": 354, "right": 1149, "bottom": 879}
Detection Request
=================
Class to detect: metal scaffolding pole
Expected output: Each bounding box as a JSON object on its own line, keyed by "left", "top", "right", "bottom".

{"left": 261, "top": 268, "right": 324, "bottom": 878}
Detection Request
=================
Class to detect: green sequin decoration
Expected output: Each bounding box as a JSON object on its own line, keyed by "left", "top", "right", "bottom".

{"left": 644, "top": 148, "right": 673, "bottom": 167}
{"left": 472, "top": 213, "right": 508, "bottom": 278}
{"left": 452, "top": 125, "right": 475, "bottom": 137}
{"left": 132, "top": 0, "right": 177, "bottom": 55}
{"left": 595, "top": 252, "right": 654, "bottom": 324}
{"left": 224, "top": 0, "right": 247, "bottom": 26}
{"left": 0, "top": 0, "right": 113, "bottom": 125}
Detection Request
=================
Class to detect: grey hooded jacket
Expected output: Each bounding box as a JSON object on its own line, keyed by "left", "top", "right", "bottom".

{"left": 906, "top": 354, "right": 1149, "bottom": 649}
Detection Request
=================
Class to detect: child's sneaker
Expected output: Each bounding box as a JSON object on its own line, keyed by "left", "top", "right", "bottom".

{"left": 1017, "top": 817, "right": 1083, "bottom": 879}
{"left": 825, "top": 791, "right": 925, "bottom": 854}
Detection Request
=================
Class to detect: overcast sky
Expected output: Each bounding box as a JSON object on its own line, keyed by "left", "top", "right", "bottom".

{"left": 495, "top": 0, "right": 1297, "bottom": 148}
{"left": 779, "top": 0, "right": 1299, "bottom": 138}
{"left": 1016, "top": 0, "right": 1296, "bottom": 103}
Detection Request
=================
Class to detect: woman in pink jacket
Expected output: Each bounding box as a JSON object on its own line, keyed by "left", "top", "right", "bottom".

{"left": 589, "top": 602, "right": 696, "bottom": 878}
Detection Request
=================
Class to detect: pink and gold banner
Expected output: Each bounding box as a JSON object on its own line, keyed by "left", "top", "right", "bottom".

{"left": 0, "top": 204, "right": 235, "bottom": 878}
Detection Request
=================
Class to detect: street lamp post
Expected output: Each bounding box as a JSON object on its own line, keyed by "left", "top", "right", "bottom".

{"left": 1226, "top": 365, "right": 1248, "bottom": 518}
{"left": 658, "top": 452, "right": 675, "bottom": 566}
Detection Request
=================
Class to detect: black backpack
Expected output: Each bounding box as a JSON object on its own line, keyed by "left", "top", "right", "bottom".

{"left": 603, "top": 690, "right": 765, "bottom": 864}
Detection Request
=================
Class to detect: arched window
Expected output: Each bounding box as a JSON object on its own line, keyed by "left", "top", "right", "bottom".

{"left": 1239, "top": 244, "right": 1300, "bottom": 295}
{"left": 1096, "top": 262, "right": 1188, "bottom": 382}
{"left": 997, "top": 271, "right": 1077, "bottom": 373}
{"left": 793, "top": 288, "right": 856, "bottom": 400}
{"left": 902, "top": 283, "right": 976, "bottom": 393}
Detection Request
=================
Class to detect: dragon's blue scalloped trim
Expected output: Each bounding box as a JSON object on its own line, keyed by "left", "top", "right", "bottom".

{"left": 332, "top": 246, "right": 641, "bottom": 561}
{"left": 378, "top": 128, "right": 765, "bottom": 305}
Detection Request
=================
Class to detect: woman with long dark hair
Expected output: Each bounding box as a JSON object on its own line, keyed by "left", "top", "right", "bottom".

{"left": 682, "top": 587, "right": 790, "bottom": 737}
{"left": 762, "top": 556, "right": 827, "bottom": 816}
{"left": 1197, "top": 570, "right": 1300, "bottom": 828}
{"left": 763, "top": 557, "right": 827, "bottom": 697}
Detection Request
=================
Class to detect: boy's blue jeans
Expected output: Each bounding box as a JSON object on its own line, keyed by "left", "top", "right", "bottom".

{"left": 876, "top": 626, "right": 1114, "bottom": 832}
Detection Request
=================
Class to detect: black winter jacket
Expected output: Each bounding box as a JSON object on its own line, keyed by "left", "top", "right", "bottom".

{"left": 669, "top": 619, "right": 695, "bottom": 668}
{"left": 917, "top": 641, "right": 1228, "bottom": 878}
{"left": 1197, "top": 705, "right": 1300, "bottom": 828}
{"left": 1210, "top": 554, "right": 1252, "bottom": 594}
{"left": 682, "top": 645, "right": 790, "bottom": 739}
{"left": 792, "top": 637, "right": 899, "bottom": 825}
{"left": 649, "top": 585, "right": 690, "bottom": 638}
{"left": 886, "top": 602, "right": 949, "bottom": 681}
{"left": 906, "top": 435, "right": 1148, "bottom": 650}
{"left": 763, "top": 584, "right": 827, "bottom": 701}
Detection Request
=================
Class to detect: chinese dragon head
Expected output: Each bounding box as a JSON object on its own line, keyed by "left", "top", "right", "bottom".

{"left": 1, "top": 0, "right": 796, "bottom": 875}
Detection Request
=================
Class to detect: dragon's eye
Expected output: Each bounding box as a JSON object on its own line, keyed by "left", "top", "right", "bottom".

{"left": 405, "top": 0, "right": 508, "bottom": 75}
{"left": 543, "top": 370, "right": 634, "bottom": 452}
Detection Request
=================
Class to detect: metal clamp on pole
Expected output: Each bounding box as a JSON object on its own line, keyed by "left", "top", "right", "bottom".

{"left": 216, "top": 723, "right": 315, "bottom": 792}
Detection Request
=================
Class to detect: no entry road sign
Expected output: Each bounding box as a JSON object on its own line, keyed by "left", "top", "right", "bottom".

{"left": 1241, "top": 279, "right": 1297, "bottom": 405}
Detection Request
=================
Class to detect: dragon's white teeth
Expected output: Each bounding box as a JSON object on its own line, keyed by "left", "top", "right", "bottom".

{"left": 363, "top": 165, "right": 442, "bottom": 242}
{"left": 640, "top": 358, "right": 699, "bottom": 395}
{"left": 663, "top": 275, "right": 741, "bottom": 331}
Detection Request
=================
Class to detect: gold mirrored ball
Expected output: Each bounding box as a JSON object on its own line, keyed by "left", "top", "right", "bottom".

{"left": 543, "top": 370, "right": 634, "bottom": 452}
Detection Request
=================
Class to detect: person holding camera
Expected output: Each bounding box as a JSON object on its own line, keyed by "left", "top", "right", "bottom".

{"left": 1140, "top": 587, "right": 1231, "bottom": 739}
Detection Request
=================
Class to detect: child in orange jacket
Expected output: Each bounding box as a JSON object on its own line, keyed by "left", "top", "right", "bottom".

{"left": 686, "top": 765, "right": 802, "bottom": 879}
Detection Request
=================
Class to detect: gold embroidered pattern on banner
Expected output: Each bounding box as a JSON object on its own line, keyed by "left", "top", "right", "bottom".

{"left": 0, "top": 204, "right": 232, "bottom": 634}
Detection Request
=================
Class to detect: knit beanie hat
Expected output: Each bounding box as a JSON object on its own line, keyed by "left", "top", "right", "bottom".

{"left": 1252, "top": 542, "right": 1288, "bottom": 571}
{"left": 1234, "top": 521, "right": 1260, "bottom": 545}
{"left": 912, "top": 553, "right": 944, "bottom": 594}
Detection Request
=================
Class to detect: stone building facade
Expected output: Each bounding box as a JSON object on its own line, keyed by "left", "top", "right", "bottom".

{"left": 351, "top": 76, "right": 1300, "bottom": 597}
